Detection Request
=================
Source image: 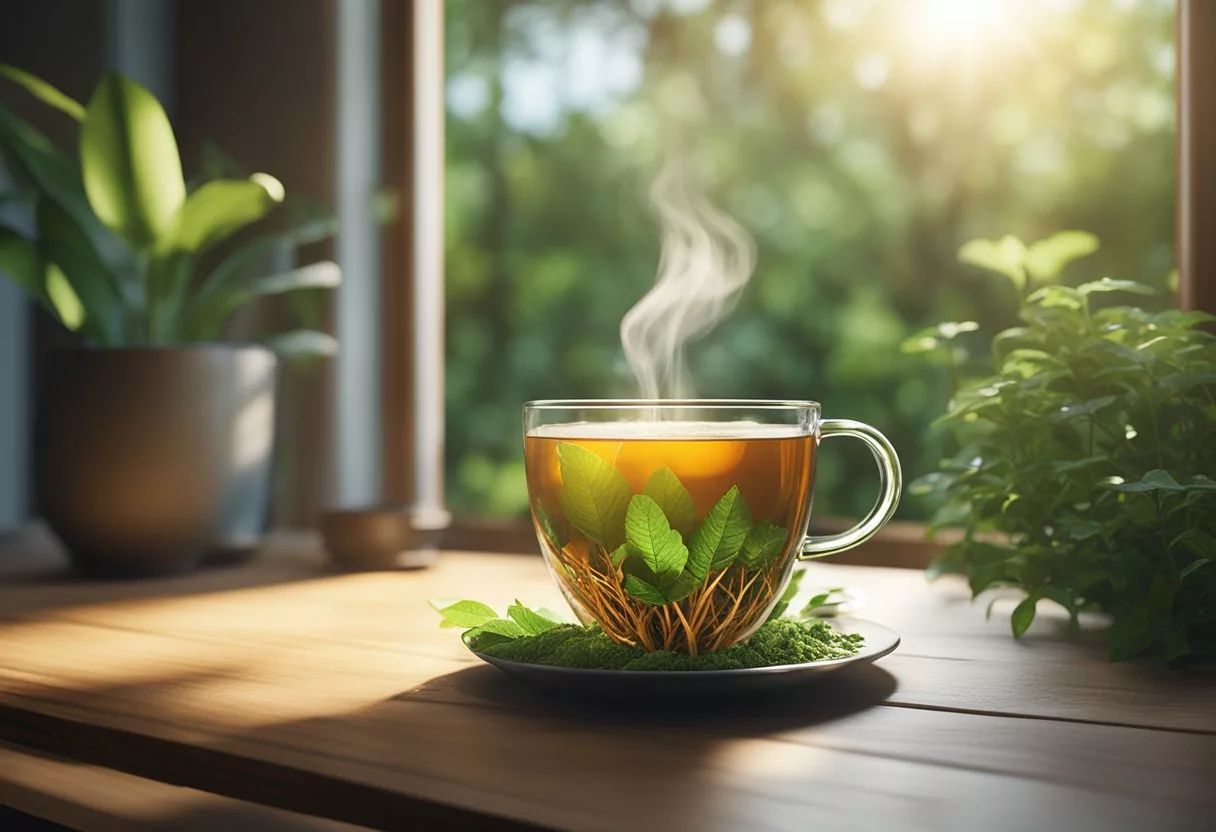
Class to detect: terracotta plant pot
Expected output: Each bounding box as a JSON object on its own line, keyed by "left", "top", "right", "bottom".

{"left": 35, "top": 346, "right": 277, "bottom": 578}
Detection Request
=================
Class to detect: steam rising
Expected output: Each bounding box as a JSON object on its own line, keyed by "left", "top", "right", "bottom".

{"left": 620, "top": 160, "right": 757, "bottom": 400}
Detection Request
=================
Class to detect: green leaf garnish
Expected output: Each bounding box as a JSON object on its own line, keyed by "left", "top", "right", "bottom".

{"left": 556, "top": 442, "right": 632, "bottom": 550}
{"left": 429, "top": 599, "right": 497, "bottom": 629}
{"left": 689, "top": 486, "right": 753, "bottom": 572}
{"left": 507, "top": 600, "right": 563, "bottom": 636}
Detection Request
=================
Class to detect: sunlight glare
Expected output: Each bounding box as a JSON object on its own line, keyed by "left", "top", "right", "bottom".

{"left": 899, "top": 0, "right": 1034, "bottom": 80}
{"left": 921, "top": 0, "right": 1007, "bottom": 43}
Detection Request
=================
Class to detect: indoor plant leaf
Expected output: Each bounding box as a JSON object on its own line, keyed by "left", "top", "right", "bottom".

{"left": 0, "top": 225, "right": 44, "bottom": 299}
{"left": 80, "top": 71, "right": 186, "bottom": 248}
{"left": 556, "top": 441, "right": 632, "bottom": 550}
{"left": 44, "top": 262, "right": 84, "bottom": 330}
{"left": 625, "top": 493, "right": 688, "bottom": 577}
{"left": 35, "top": 195, "right": 123, "bottom": 342}
{"left": 689, "top": 486, "right": 752, "bottom": 571}
{"left": 261, "top": 329, "right": 338, "bottom": 359}
{"left": 156, "top": 174, "right": 284, "bottom": 255}
{"left": 0, "top": 64, "right": 85, "bottom": 121}
{"left": 0, "top": 102, "right": 130, "bottom": 279}
{"left": 643, "top": 467, "right": 697, "bottom": 538}
{"left": 185, "top": 260, "right": 341, "bottom": 340}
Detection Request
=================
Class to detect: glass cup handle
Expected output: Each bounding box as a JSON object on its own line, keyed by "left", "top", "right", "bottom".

{"left": 801, "top": 419, "right": 903, "bottom": 559}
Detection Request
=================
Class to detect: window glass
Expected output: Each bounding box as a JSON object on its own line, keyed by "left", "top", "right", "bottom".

{"left": 444, "top": 0, "right": 1176, "bottom": 519}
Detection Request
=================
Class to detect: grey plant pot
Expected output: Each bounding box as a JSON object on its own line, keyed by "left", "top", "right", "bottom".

{"left": 35, "top": 345, "right": 277, "bottom": 578}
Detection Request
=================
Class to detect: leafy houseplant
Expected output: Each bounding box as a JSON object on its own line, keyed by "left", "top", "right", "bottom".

{"left": 908, "top": 232, "right": 1216, "bottom": 665}
{"left": 0, "top": 66, "right": 340, "bottom": 576}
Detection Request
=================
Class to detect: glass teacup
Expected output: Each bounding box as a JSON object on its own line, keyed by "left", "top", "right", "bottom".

{"left": 523, "top": 400, "right": 901, "bottom": 653}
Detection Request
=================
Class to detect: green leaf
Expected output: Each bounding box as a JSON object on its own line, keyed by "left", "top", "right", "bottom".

{"left": 35, "top": 196, "right": 122, "bottom": 342}
{"left": 0, "top": 64, "right": 85, "bottom": 121}
{"left": 194, "top": 216, "right": 338, "bottom": 309}
{"left": 1076, "top": 278, "right": 1155, "bottom": 297}
{"left": 534, "top": 607, "right": 569, "bottom": 624}
{"left": 689, "top": 486, "right": 753, "bottom": 571}
{"left": 471, "top": 618, "right": 526, "bottom": 639}
{"left": 261, "top": 330, "right": 338, "bottom": 359}
{"left": 959, "top": 235, "right": 1027, "bottom": 290}
{"left": 625, "top": 494, "right": 688, "bottom": 577}
{"left": 767, "top": 569, "right": 805, "bottom": 621}
{"left": 80, "top": 72, "right": 185, "bottom": 248}
{"left": 1011, "top": 596, "right": 1038, "bottom": 638}
{"left": 1102, "top": 470, "right": 1185, "bottom": 493}
{"left": 157, "top": 175, "right": 284, "bottom": 255}
{"left": 1027, "top": 285, "right": 1084, "bottom": 310}
{"left": 624, "top": 574, "right": 670, "bottom": 606}
{"left": 507, "top": 600, "right": 563, "bottom": 635}
{"left": 44, "top": 262, "right": 84, "bottom": 330}
{"left": 643, "top": 467, "right": 697, "bottom": 538}
{"left": 739, "top": 520, "right": 788, "bottom": 568}
{"left": 186, "top": 260, "right": 341, "bottom": 339}
{"left": 1047, "top": 396, "right": 1116, "bottom": 423}
{"left": 0, "top": 226, "right": 43, "bottom": 298}
{"left": 1024, "top": 231, "right": 1099, "bottom": 282}
{"left": 556, "top": 442, "right": 632, "bottom": 550}
{"left": 1179, "top": 559, "right": 1210, "bottom": 581}
{"left": 429, "top": 599, "right": 497, "bottom": 629}
{"left": 532, "top": 501, "right": 565, "bottom": 549}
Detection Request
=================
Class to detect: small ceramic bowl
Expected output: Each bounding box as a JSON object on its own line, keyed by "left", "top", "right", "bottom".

{"left": 320, "top": 505, "right": 451, "bottom": 571}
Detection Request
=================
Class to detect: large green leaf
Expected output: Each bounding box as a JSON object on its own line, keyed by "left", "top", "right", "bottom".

{"left": 642, "top": 467, "right": 697, "bottom": 538}
{"left": 157, "top": 175, "right": 284, "bottom": 255}
{"left": 689, "top": 486, "right": 753, "bottom": 571}
{"left": 1024, "top": 231, "right": 1099, "bottom": 282}
{"left": 959, "top": 235, "right": 1027, "bottom": 291}
{"left": 625, "top": 493, "right": 688, "bottom": 577}
{"left": 0, "top": 64, "right": 85, "bottom": 121}
{"left": 80, "top": 72, "right": 185, "bottom": 248}
{"left": 556, "top": 441, "right": 632, "bottom": 550}
{"left": 36, "top": 196, "right": 122, "bottom": 342}
{"left": 0, "top": 103, "right": 128, "bottom": 277}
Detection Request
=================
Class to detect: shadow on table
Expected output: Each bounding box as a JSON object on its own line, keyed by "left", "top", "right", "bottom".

{"left": 399, "top": 660, "right": 898, "bottom": 733}
{"left": 0, "top": 525, "right": 342, "bottom": 616}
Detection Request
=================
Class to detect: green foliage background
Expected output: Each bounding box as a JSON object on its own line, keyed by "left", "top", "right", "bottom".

{"left": 443, "top": 0, "right": 1176, "bottom": 519}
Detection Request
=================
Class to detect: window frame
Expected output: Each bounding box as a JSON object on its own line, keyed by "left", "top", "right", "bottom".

{"left": 391, "top": 0, "right": 1216, "bottom": 567}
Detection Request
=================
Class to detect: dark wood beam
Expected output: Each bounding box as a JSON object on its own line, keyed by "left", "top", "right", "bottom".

{"left": 1179, "top": 0, "right": 1216, "bottom": 316}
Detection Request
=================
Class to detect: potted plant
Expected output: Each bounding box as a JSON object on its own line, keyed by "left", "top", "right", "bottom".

{"left": 906, "top": 232, "right": 1215, "bottom": 666}
{"left": 0, "top": 66, "right": 340, "bottom": 577}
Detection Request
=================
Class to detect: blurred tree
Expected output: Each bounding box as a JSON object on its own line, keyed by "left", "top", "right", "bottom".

{"left": 444, "top": 0, "right": 1176, "bottom": 519}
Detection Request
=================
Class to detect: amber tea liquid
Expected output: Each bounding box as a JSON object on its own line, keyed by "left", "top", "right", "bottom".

{"left": 524, "top": 421, "right": 817, "bottom": 650}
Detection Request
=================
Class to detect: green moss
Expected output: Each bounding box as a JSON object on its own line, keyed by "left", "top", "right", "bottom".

{"left": 472, "top": 618, "right": 863, "bottom": 671}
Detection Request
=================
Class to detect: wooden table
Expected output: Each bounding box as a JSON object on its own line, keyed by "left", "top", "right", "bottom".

{"left": 0, "top": 536, "right": 1212, "bottom": 831}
